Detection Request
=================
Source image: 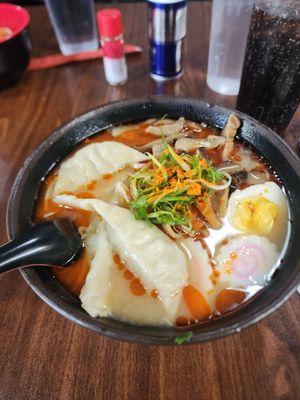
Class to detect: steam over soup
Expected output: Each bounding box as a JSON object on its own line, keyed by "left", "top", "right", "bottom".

{"left": 36, "top": 115, "right": 289, "bottom": 327}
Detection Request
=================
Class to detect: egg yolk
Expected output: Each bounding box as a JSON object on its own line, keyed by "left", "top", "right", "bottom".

{"left": 233, "top": 197, "right": 277, "bottom": 235}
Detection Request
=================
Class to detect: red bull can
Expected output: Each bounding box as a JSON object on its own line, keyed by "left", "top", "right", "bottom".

{"left": 148, "top": 0, "right": 187, "bottom": 81}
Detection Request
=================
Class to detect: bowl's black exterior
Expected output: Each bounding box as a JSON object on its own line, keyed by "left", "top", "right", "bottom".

{"left": 6, "top": 96, "right": 300, "bottom": 345}
{"left": 0, "top": 28, "right": 31, "bottom": 90}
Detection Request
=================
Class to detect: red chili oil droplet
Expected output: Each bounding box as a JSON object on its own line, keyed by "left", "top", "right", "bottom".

{"left": 176, "top": 316, "right": 189, "bottom": 326}
{"left": 130, "top": 278, "right": 146, "bottom": 296}
{"left": 103, "top": 173, "right": 113, "bottom": 180}
{"left": 87, "top": 180, "right": 97, "bottom": 190}
{"left": 150, "top": 289, "right": 159, "bottom": 298}
{"left": 113, "top": 253, "right": 125, "bottom": 271}
{"left": 123, "top": 269, "right": 134, "bottom": 280}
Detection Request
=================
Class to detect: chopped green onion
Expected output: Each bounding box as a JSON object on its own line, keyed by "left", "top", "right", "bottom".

{"left": 174, "top": 331, "right": 193, "bottom": 345}
{"left": 128, "top": 134, "right": 226, "bottom": 229}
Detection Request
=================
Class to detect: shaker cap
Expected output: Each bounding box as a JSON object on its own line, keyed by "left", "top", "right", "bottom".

{"left": 97, "top": 8, "right": 123, "bottom": 37}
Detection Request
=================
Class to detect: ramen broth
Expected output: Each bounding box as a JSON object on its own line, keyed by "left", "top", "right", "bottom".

{"left": 35, "top": 116, "right": 288, "bottom": 327}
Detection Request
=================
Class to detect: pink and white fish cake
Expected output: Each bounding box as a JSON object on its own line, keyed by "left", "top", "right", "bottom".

{"left": 215, "top": 235, "right": 279, "bottom": 287}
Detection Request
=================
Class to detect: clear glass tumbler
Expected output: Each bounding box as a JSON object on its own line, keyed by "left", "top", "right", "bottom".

{"left": 45, "top": 0, "right": 98, "bottom": 55}
{"left": 207, "top": 0, "right": 254, "bottom": 95}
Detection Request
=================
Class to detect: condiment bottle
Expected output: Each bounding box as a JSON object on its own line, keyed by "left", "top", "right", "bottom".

{"left": 97, "top": 9, "right": 128, "bottom": 86}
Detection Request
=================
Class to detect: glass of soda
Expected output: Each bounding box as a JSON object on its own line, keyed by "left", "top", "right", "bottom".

{"left": 236, "top": 0, "right": 300, "bottom": 134}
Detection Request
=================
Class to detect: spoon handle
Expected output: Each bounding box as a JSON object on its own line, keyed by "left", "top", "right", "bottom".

{"left": 0, "top": 220, "right": 81, "bottom": 275}
{"left": 0, "top": 230, "right": 52, "bottom": 274}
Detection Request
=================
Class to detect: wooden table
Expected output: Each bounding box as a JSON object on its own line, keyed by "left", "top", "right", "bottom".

{"left": 0, "top": 3, "right": 299, "bottom": 400}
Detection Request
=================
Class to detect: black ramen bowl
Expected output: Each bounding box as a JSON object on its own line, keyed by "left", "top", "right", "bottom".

{"left": 7, "top": 96, "right": 300, "bottom": 345}
{"left": 0, "top": 3, "right": 31, "bottom": 90}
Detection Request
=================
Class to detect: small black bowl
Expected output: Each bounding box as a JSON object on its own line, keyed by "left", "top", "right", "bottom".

{"left": 0, "top": 3, "right": 31, "bottom": 90}
{"left": 6, "top": 96, "right": 300, "bottom": 345}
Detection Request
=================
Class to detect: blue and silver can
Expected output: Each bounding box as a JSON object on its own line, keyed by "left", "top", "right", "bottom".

{"left": 148, "top": 0, "right": 187, "bottom": 81}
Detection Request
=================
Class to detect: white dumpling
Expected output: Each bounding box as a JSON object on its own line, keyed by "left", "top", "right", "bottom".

{"left": 90, "top": 167, "right": 133, "bottom": 203}
{"left": 54, "top": 195, "right": 188, "bottom": 322}
{"left": 80, "top": 221, "right": 171, "bottom": 326}
{"left": 53, "top": 142, "right": 148, "bottom": 196}
{"left": 79, "top": 221, "right": 114, "bottom": 318}
{"left": 104, "top": 272, "right": 172, "bottom": 326}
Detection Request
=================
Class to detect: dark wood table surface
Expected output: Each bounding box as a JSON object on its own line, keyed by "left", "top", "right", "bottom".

{"left": 0, "top": 3, "right": 299, "bottom": 400}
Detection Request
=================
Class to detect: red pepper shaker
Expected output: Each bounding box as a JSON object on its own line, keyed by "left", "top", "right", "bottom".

{"left": 97, "top": 9, "right": 128, "bottom": 86}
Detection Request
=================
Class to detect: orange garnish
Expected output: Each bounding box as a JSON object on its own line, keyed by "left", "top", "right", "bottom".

{"left": 183, "top": 285, "right": 211, "bottom": 320}
{"left": 187, "top": 183, "right": 201, "bottom": 196}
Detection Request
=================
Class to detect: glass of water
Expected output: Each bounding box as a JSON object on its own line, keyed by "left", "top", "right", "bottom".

{"left": 207, "top": 0, "right": 254, "bottom": 95}
{"left": 45, "top": 0, "right": 98, "bottom": 55}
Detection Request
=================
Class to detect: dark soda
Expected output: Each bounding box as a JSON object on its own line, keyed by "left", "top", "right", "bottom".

{"left": 236, "top": 2, "right": 300, "bottom": 134}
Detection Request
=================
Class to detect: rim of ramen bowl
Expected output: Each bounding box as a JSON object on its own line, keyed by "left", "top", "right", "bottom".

{"left": 6, "top": 96, "right": 300, "bottom": 345}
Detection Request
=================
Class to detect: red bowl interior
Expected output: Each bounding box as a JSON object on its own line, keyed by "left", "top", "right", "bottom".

{"left": 0, "top": 3, "right": 30, "bottom": 43}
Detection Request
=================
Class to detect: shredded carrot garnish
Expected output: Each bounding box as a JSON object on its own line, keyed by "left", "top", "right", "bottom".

{"left": 129, "top": 139, "right": 224, "bottom": 229}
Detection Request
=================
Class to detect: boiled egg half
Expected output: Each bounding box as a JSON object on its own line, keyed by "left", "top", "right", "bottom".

{"left": 227, "top": 182, "right": 288, "bottom": 248}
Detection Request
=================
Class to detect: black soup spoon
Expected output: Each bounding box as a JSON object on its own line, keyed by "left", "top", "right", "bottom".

{"left": 0, "top": 219, "right": 82, "bottom": 274}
